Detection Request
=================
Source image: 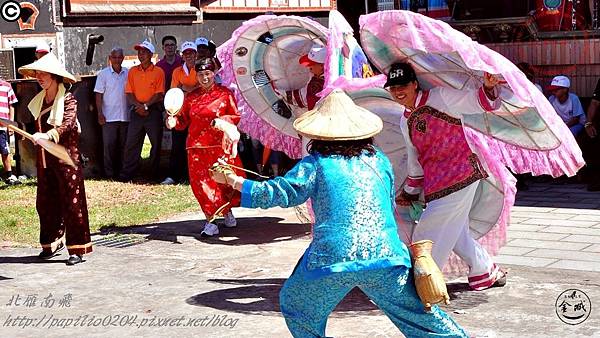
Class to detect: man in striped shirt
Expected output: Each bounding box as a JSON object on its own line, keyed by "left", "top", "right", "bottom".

{"left": 0, "top": 79, "right": 18, "bottom": 184}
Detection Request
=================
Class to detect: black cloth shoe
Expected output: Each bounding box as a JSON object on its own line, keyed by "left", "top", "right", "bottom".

{"left": 66, "top": 254, "right": 83, "bottom": 265}
{"left": 38, "top": 242, "right": 64, "bottom": 259}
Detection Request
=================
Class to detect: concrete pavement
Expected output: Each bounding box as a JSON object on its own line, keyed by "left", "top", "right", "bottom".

{"left": 0, "top": 182, "right": 599, "bottom": 337}
{"left": 497, "top": 183, "right": 600, "bottom": 273}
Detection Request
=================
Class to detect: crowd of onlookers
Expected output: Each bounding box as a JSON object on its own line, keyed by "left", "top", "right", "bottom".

{"left": 91, "top": 35, "right": 291, "bottom": 185}
{"left": 516, "top": 62, "right": 600, "bottom": 191}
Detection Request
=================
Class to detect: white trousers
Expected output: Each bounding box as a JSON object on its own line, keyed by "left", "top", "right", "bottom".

{"left": 412, "top": 181, "right": 494, "bottom": 277}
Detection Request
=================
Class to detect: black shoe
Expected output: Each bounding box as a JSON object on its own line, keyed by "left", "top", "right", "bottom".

{"left": 66, "top": 254, "right": 83, "bottom": 265}
{"left": 38, "top": 242, "right": 65, "bottom": 259}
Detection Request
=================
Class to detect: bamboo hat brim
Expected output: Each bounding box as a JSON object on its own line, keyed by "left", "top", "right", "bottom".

{"left": 18, "top": 53, "right": 77, "bottom": 84}
{"left": 293, "top": 89, "right": 383, "bottom": 141}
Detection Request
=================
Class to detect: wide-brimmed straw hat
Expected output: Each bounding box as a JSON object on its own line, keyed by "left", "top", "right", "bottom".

{"left": 293, "top": 89, "right": 383, "bottom": 141}
{"left": 18, "top": 53, "right": 77, "bottom": 84}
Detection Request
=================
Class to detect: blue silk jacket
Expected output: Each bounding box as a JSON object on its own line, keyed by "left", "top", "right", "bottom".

{"left": 241, "top": 149, "right": 411, "bottom": 279}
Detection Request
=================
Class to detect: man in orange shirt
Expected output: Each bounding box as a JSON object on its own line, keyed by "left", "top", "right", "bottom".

{"left": 162, "top": 41, "right": 198, "bottom": 185}
{"left": 119, "top": 40, "right": 165, "bottom": 182}
{"left": 170, "top": 41, "right": 198, "bottom": 92}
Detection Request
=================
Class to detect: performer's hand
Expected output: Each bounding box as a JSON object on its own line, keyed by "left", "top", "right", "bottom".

{"left": 166, "top": 116, "right": 177, "bottom": 130}
{"left": 209, "top": 161, "right": 236, "bottom": 185}
{"left": 215, "top": 121, "right": 240, "bottom": 158}
{"left": 483, "top": 72, "right": 500, "bottom": 90}
{"left": 395, "top": 195, "right": 412, "bottom": 207}
{"left": 210, "top": 167, "right": 229, "bottom": 185}
{"left": 586, "top": 124, "right": 597, "bottom": 138}
{"left": 222, "top": 136, "right": 239, "bottom": 159}
{"left": 32, "top": 132, "right": 50, "bottom": 145}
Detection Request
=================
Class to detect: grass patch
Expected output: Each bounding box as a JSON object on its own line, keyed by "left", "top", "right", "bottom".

{"left": 0, "top": 178, "right": 198, "bottom": 245}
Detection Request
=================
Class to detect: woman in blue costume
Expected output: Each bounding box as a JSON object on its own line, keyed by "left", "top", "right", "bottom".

{"left": 211, "top": 89, "right": 468, "bottom": 338}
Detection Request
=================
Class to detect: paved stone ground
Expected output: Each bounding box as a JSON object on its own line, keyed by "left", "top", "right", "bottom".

{"left": 1, "top": 182, "right": 599, "bottom": 337}
{"left": 498, "top": 182, "right": 600, "bottom": 273}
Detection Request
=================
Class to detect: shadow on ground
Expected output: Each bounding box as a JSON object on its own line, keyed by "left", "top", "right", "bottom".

{"left": 186, "top": 278, "right": 488, "bottom": 316}
{"left": 0, "top": 255, "right": 67, "bottom": 264}
{"left": 94, "top": 217, "right": 311, "bottom": 246}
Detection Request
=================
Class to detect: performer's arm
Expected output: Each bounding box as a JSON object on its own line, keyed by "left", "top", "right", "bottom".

{"left": 306, "top": 78, "right": 322, "bottom": 110}
{"left": 436, "top": 74, "right": 502, "bottom": 117}
{"left": 212, "top": 92, "right": 241, "bottom": 157}
{"left": 219, "top": 156, "right": 317, "bottom": 209}
{"left": 399, "top": 116, "right": 424, "bottom": 202}
{"left": 46, "top": 94, "right": 78, "bottom": 143}
{"left": 213, "top": 92, "right": 241, "bottom": 126}
{"left": 169, "top": 98, "right": 191, "bottom": 130}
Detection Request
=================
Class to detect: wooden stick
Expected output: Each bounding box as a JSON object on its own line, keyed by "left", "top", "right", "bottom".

{"left": 2, "top": 122, "right": 76, "bottom": 168}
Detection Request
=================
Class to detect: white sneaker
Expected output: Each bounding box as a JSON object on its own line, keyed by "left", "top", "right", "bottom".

{"left": 224, "top": 211, "right": 237, "bottom": 228}
{"left": 6, "top": 175, "right": 19, "bottom": 185}
{"left": 200, "top": 222, "right": 219, "bottom": 237}
{"left": 161, "top": 177, "right": 176, "bottom": 185}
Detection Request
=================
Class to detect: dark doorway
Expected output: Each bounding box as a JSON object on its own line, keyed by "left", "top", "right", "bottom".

{"left": 13, "top": 47, "right": 36, "bottom": 79}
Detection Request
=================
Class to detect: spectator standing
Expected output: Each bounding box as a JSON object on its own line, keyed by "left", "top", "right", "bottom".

{"left": 94, "top": 47, "right": 129, "bottom": 179}
{"left": 156, "top": 36, "right": 182, "bottom": 92}
{"left": 161, "top": 41, "right": 198, "bottom": 185}
{"left": 119, "top": 40, "right": 165, "bottom": 182}
{"left": 0, "top": 78, "right": 18, "bottom": 184}
{"left": 582, "top": 79, "right": 600, "bottom": 191}
{"left": 196, "top": 37, "right": 222, "bottom": 84}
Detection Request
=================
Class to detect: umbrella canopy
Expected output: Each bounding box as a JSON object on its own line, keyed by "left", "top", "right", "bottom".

{"left": 359, "top": 10, "right": 583, "bottom": 178}
{"left": 359, "top": 11, "right": 567, "bottom": 152}
{"left": 231, "top": 16, "right": 327, "bottom": 139}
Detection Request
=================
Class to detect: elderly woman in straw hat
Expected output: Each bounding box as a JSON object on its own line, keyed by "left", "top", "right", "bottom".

{"left": 18, "top": 53, "right": 92, "bottom": 266}
{"left": 211, "top": 90, "right": 468, "bottom": 338}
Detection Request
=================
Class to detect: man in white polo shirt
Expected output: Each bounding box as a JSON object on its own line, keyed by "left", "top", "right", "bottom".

{"left": 94, "top": 47, "right": 129, "bottom": 179}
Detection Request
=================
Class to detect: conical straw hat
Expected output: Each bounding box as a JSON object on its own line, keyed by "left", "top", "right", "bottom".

{"left": 18, "top": 53, "right": 77, "bottom": 84}
{"left": 293, "top": 89, "right": 383, "bottom": 141}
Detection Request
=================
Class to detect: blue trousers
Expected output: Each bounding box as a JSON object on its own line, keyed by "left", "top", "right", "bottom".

{"left": 280, "top": 263, "right": 468, "bottom": 338}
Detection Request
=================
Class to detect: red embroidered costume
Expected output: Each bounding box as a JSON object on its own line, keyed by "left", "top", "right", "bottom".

{"left": 171, "top": 85, "right": 245, "bottom": 219}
